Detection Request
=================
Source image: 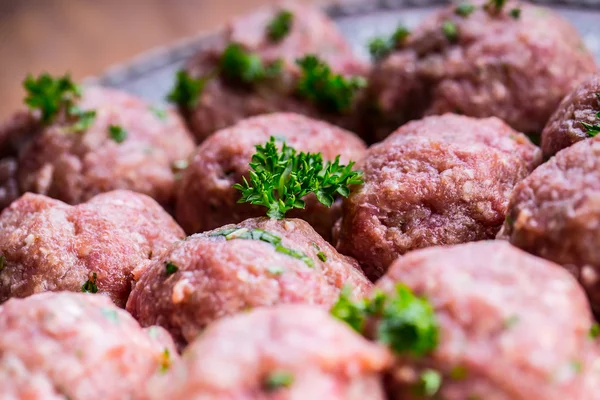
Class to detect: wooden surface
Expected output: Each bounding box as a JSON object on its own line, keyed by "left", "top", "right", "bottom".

{"left": 0, "top": 0, "right": 317, "bottom": 120}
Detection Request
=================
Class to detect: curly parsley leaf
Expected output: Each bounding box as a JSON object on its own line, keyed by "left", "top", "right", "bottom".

{"left": 296, "top": 55, "right": 366, "bottom": 113}
{"left": 167, "top": 70, "right": 210, "bottom": 109}
{"left": 368, "top": 25, "right": 411, "bottom": 61}
{"left": 331, "top": 283, "right": 439, "bottom": 357}
{"left": 23, "top": 73, "right": 81, "bottom": 123}
{"left": 108, "top": 125, "right": 127, "bottom": 143}
{"left": 455, "top": 2, "right": 476, "bottom": 17}
{"left": 233, "top": 137, "right": 363, "bottom": 219}
{"left": 267, "top": 10, "right": 294, "bottom": 42}
{"left": 220, "top": 43, "right": 282, "bottom": 85}
{"left": 81, "top": 272, "right": 98, "bottom": 293}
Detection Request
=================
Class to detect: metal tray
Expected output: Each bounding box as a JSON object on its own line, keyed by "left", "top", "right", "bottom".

{"left": 89, "top": 0, "right": 600, "bottom": 104}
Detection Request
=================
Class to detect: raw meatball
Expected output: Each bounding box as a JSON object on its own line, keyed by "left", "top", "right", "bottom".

{"left": 147, "top": 305, "right": 391, "bottom": 400}
{"left": 127, "top": 217, "right": 372, "bottom": 346}
{"left": 500, "top": 137, "right": 600, "bottom": 314}
{"left": 335, "top": 114, "right": 541, "bottom": 280}
{"left": 541, "top": 73, "right": 600, "bottom": 158}
{"left": 16, "top": 86, "right": 195, "bottom": 209}
{"left": 0, "top": 292, "right": 177, "bottom": 400}
{"left": 175, "top": 113, "right": 366, "bottom": 240}
{"left": 376, "top": 241, "right": 598, "bottom": 400}
{"left": 366, "top": 0, "right": 597, "bottom": 143}
{"left": 180, "top": 3, "right": 367, "bottom": 142}
{"left": 0, "top": 190, "right": 185, "bottom": 307}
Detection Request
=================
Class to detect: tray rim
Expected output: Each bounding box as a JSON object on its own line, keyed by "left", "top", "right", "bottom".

{"left": 87, "top": 0, "right": 600, "bottom": 89}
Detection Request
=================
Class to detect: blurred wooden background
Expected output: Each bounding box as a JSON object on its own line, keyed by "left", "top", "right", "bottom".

{"left": 0, "top": 0, "right": 318, "bottom": 120}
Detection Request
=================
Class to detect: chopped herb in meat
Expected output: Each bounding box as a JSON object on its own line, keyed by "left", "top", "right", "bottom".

{"left": 450, "top": 365, "right": 468, "bottom": 380}
{"left": 149, "top": 105, "right": 168, "bottom": 120}
{"left": 267, "top": 10, "right": 294, "bottom": 42}
{"left": 276, "top": 245, "right": 314, "bottom": 267}
{"left": 367, "top": 25, "right": 411, "bottom": 61}
{"left": 442, "top": 21, "right": 458, "bottom": 42}
{"left": 167, "top": 70, "right": 210, "bottom": 109}
{"left": 296, "top": 55, "right": 366, "bottom": 113}
{"left": 485, "top": 0, "right": 507, "bottom": 12}
{"left": 68, "top": 107, "right": 96, "bottom": 133}
{"left": 581, "top": 95, "right": 600, "bottom": 136}
{"left": 165, "top": 262, "right": 178, "bottom": 276}
{"left": 415, "top": 369, "right": 442, "bottom": 397}
{"left": 220, "top": 43, "right": 282, "bottom": 85}
{"left": 590, "top": 323, "right": 600, "bottom": 339}
{"left": 331, "top": 283, "right": 439, "bottom": 356}
{"left": 504, "top": 314, "right": 520, "bottom": 328}
{"left": 81, "top": 272, "right": 98, "bottom": 293}
{"left": 509, "top": 8, "right": 521, "bottom": 19}
{"left": 267, "top": 265, "right": 285, "bottom": 275}
{"left": 23, "top": 73, "right": 81, "bottom": 123}
{"left": 108, "top": 125, "right": 127, "bottom": 143}
{"left": 455, "top": 2, "right": 476, "bottom": 17}
{"left": 317, "top": 251, "right": 327, "bottom": 262}
{"left": 159, "top": 349, "right": 172, "bottom": 373}
{"left": 234, "top": 136, "right": 363, "bottom": 219}
{"left": 263, "top": 370, "right": 294, "bottom": 392}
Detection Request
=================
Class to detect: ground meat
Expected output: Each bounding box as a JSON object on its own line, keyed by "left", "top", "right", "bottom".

{"left": 181, "top": 2, "right": 368, "bottom": 142}
{"left": 175, "top": 113, "right": 366, "bottom": 240}
{"left": 0, "top": 292, "right": 177, "bottom": 400}
{"left": 0, "top": 190, "right": 184, "bottom": 307}
{"left": 335, "top": 114, "right": 541, "bottom": 280}
{"left": 366, "top": 0, "right": 597, "bottom": 143}
{"left": 376, "top": 241, "right": 599, "bottom": 400}
{"left": 147, "top": 305, "right": 391, "bottom": 400}
{"left": 499, "top": 137, "right": 600, "bottom": 314}
{"left": 16, "top": 86, "right": 195, "bottom": 209}
{"left": 541, "top": 73, "right": 600, "bottom": 158}
{"left": 126, "top": 217, "right": 371, "bottom": 346}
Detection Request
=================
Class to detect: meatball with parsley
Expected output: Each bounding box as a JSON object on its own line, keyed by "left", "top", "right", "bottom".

{"left": 365, "top": 0, "right": 597, "bottom": 142}
{"left": 175, "top": 112, "right": 366, "bottom": 241}
{"left": 126, "top": 217, "right": 372, "bottom": 347}
{"left": 541, "top": 73, "right": 600, "bottom": 158}
{"left": 169, "top": 3, "right": 368, "bottom": 142}
{"left": 0, "top": 292, "right": 177, "bottom": 400}
{"left": 335, "top": 114, "right": 541, "bottom": 280}
{"left": 147, "top": 305, "right": 391, "bottom": 400}
{"left": 4, "top": 73, "right": 195, "bottom": 210}
{"left": 334, "top": 241, "right": 599, "bottom": 399}
{"left": 0, "top": 190, "right": 185, "bottom": 307}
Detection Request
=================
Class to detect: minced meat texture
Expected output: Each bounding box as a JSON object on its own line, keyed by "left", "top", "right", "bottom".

{"left": 181, "top": 3, "right": 368, "bottom": 142}
{"left": 365, "top": 0, "right": 597, "bottom": 143}
{"left": 146, "top": 305, "right": 391, "bottom": 400}
{"left": 542, "top": 73, "right": 600, "bottom": 158}
{"left": 377, "top": 241, "right": 598, "bottom": 400}
{"left": 0, "top": 190, "right": 185, "bottom": 307}
{"left": 175, "top": 112, "right": 366, "bottom": 241}
{"left": 335, "top": 114, "right": 541, "bottom": 280}
{"left": 126, "top": 217, "right": 372, "bottom": 346}
{"left": 0, "top": 292, "right": 178, "bottom": 400}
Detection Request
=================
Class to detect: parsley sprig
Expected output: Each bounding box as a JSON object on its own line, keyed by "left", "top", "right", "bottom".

{"left": 267, "top": 10, "right": 294, "bottom": 42}
{"left": 368, "top": 25, "right": 411, "bottom": 61}
{"left": 233, "top": 137, "right": 363, "bottom": 219}
{"left": 167, "top": 70, "right": 211, "bottom": 109}
{"left": 23, "top": 73, "right": 81, "bottom": 123}
{"left": 296, "top": 55, "right": 366, "bottom": 114}
{"left": 331, "top": 284, "right": 439, "bottom": 357}
{"left": 221, "top": 43, "right": 282, "bottom": 85}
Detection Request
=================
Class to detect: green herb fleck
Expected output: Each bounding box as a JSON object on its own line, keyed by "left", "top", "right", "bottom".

{"left": 276, "top": 245, "right": 314, "bottom": 267}
{"left": 590, "top": 323, "right": 600, "bottom": 339}
{"left": 571, "top": 360, "right": 583, "bottom": 374}
{"left": 167, "top": 70, "right": 210, "bottom": 109}
{"left": 264, "top": 370, "right": 294, "bottom": 392}
{"left": 108, "top": 125, "right": 127, "bottom": 143}
{"left": 267, "top": 266, "right": 285, "bottom": 275}
{"left": 149, "top": 105, "right": 168, "bottom": 121}
{"left": 101, "top": 308, "right": 119, "bottom": 323}
{"left": 331, "top": 284, "right": 439, "bottom": 357}
{"left": 485, "top": 0, "right": 507, "bottom": 12}
{"left": 509, "top": 8, "right": 521, "bottom": 19}
{"left": 220, "top": 43, "right": 282, "bottom": 85}
{"left": 165, "top": 262, "right": 178, "bottom": 276}
{"left": 67, "top": 107, "right": 96, "bottom": 133}
{"left": 442, "top": 21, "right": 458, "bottom": 42}
{"left": 450, "top": 365, "right": 468, "bottom": 380}
{"left": 368, "top": 25, "right": 410, "bottom": 61}
{"left": 582, "top": 121, "right": 600, "bottom": 137}
{"left": 160, "top": 349, "right": 171, "bottom": 373}
{"left": 0, "top": 255, "right": 5, "bottom": 271}
{"left": 81, "top": 272, "right": 98, "bottom": 293}
{"left": 23, "top": 73, "right": 81, "bottom": 123}
{"left": 392, "top": 25, "right": 411, "bottom": 43}
{"left": 317, "top": 251, "right": 327, "bottom": 262}
{"left": 296, "top": 55, "right": 366, "bottom": 113}
{"left": 267, "top": 10, "right": 294, "bottom": 42}
{"left": 415, "top": 369, "right": 442, "bottom": 397}
{"left": 234, "top": 137, "right": 363, "bottom": 219}
{"left": 455, "top": 3, "right": 476, "bottom": 17}
{"left": 504, "top": 314, "right": 519, "bottom": 329}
